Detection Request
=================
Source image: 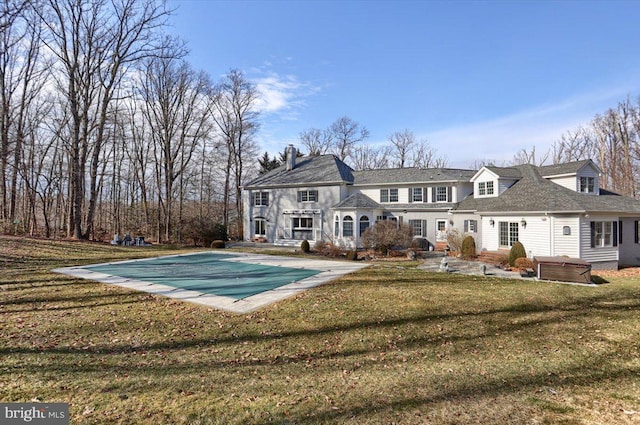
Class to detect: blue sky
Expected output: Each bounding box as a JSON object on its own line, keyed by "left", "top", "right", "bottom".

{"left": 167, "top": 0, "right": 640, "bottom": 167}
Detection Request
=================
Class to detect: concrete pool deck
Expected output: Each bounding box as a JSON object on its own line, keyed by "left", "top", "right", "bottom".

{"left": 53, "top": 251, "right": 369, "bottom": 313}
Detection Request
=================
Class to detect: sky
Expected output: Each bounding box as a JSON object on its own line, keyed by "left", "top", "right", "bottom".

{"left": 167, "top": 0, "right": 640, "bottom": 168}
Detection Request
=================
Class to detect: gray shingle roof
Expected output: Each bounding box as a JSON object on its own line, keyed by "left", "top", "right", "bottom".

{"left": 354, "top": 167, "right": 476, "bottom": 185}
{"left": 456, "top": 164, "right": 640, "bottom": 214}
{"left": 244, "top": 155, "right": 354, "bottom": 188}
{"left": 484, "top": 166, "right": 522, "bottom": 179}
{"left": 333, "top": 193, "right": 381, "bottom": 209}
{"left": 538, "top": 159, "right": 594, "bottom": 176}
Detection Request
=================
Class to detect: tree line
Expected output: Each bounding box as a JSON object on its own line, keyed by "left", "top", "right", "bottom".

{"left": 2, "top": 1, "right": 638, "bottom": 243}
{"left": 1, "top": 0, "right": 259, "bottom": 242}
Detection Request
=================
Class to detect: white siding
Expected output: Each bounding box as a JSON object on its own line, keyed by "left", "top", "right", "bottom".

{"left": 480, "top": 215, "right": 551, "bottom": 257}
{"left": 551, "top": 215, "right": 580, "bottom": 257}
{"left": 548, "top": 176, "right": 577, "bottom": 191}
{"left": 580, "top": 215, "right": 618, "bottom": 263}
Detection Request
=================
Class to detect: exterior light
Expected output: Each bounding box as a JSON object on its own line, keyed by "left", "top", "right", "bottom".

{"left": 489, "top": 218, "right": 495, "bottom": 226}
{"left": 521, "top": 218, "right": 527, "bottom": 228}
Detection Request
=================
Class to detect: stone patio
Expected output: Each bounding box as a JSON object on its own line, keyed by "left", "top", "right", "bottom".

{"left": 418, "top": 253, "right": 530, "bottom": 280}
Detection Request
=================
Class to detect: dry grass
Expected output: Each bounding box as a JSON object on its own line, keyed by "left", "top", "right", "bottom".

{"left": 1, "top": 236, "right": 640, "bottom": 424}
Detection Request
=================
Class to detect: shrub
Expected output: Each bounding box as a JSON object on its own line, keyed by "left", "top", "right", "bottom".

{"left": 345, "top": 250, "right": 358, "bottom": 261}
{"left": 361, "top": 221, "right": 413, "bottom": 255}
{"left": 514, "top": 257, "right": 534, "bottom": 270}
{"left": 509, "top": 241, "right": 527, "bottom": 266}
{"left": 300, "top": 239, "right": 310, "bottom": 253}
{"left": 446, "top": 229, "right": 465, "bottom": 254}
{"left": 461, "top": 235, "right": 476, "bottom": 260}
{"left": 211, "top": 240, "right": 225, "bottom": 249}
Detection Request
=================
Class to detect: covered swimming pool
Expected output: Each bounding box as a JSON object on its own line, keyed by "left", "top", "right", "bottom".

{"left": 54, "top": 251, "right": 368, "bottom": 313}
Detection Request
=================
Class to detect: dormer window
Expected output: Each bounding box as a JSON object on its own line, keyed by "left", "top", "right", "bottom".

{"left": 579, "top": 177, "right": 595, "bottom": 193}
{"left": 478, "top": 181, "right": 494, "bottom": 196}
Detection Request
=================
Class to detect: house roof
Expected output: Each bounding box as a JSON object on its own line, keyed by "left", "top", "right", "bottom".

{"left": 244, "top": 154, "right": 354, "bottom": 188}
{"left": 353, "top": 167, "right": 476, "bottom": 185}
{"left": 537, "top": 159, "right": 598, "bottom": 177}
{"left": 332, "top": 193, "right": 381, "bottom": 210}
{"left": 483, "top": 166, "right": 522, "bottom": 179}
{"left": 456, "top": 164, "right": 640, "bottom": 214}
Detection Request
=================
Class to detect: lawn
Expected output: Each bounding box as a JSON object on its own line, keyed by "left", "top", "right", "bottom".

{"left": 1, "top": 235, "right": 639, "bottom": 424}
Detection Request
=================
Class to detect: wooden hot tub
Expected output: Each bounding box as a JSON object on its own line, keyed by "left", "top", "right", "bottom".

{"left": 533, "top": 256, "right": 592, "bottom": 284}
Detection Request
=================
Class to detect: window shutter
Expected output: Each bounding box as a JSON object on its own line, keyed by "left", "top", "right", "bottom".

{"left": 431, "top": 187, "right": 436, "bottom": 203}
{"left": 590, "top": 222, "right": 596, "bottom": 248}
{"left": 423, "top": 188, "right": 428, "bottom": 203}
{"left": 408, "top": 188, "right": 413, "bottom": 203}
{"left": 635, "top": 220, "right": 639, "bottom": 244}
{"left": 297, "top": 191, "right": 302, "bottom": 202}
{"left": 422, "top": 220, "right": 427, "bottom": 237}
{"left": 464, "top": 220, "right": 468, "bottom": 232}
{"left": 619, "top": 220, "right": 623, "bottom": 245}
{"left": 613, "top": 221, "right": 618, "bottom": 247}
{"left": 447, "top": 187, "right": 452, "bottom": 202}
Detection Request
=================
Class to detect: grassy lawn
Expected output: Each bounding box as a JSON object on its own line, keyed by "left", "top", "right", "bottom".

{"left": 1, "top": 236, "right": 640, "bottom": 424}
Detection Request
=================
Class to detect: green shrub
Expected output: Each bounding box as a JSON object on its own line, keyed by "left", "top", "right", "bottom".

{"left": 379, "top": 245, "right": 388, "bottom": 256}
{"left": 509, "top": 241, "right": 526, "bottom": 266}
{"left": 461, "top": 235, "right": 476, "bottom": 259}
{"left": 211, "top": 240, "right": 225, "bottom": 249}
{"left": 345, "top": 250, "right": 358, "bottom": 261}
{"left": 300, "top": 239, "right": 310, "bottom": 253}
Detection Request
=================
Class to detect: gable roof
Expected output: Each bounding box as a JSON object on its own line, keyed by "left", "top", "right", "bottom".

{"left": 538, "top": 159, "right": 599, "bottom": 177}
{"left": 456, "top": 164, "right": 640, "bottom": 214}
{"left": 244, "top": 155, "right": 354, "bottom": 188}
{"left": 333, "top": 193, "right": 381, "bottom": 210}
{"left": 354, "top": 167, "right": 476, "bottom": 186}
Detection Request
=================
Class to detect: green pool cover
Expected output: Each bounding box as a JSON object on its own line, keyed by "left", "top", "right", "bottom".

{"left": 85, "top": 252, "right": 321, "bottom": 300}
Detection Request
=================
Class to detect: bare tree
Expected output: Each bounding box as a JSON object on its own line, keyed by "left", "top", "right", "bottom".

{"left": 328, "top": 116, "right": 369, "bottom": 162}
{"left": 139, "top": 44, "right": 209, "bottom": 242}
{"left": 388, "top": 129, "right": 416, "bottom": 168}
{"left": 351, "top": 144, "right": 391, "bottom": 170}
{"left": 510, "top": 145, "right": 550, "bottom": 166}
{"left": 299, "top": 127, "right": 332, "bottom": 156}
{"left": 208, "top": 69, "right": 260, "bottom": 238}
{"left": 39, "top": 0, "right": 169, "bottom": 239}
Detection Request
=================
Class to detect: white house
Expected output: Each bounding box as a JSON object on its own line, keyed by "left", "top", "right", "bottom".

{"left": 243, "top": 146, "right": 640, "bottom": 270}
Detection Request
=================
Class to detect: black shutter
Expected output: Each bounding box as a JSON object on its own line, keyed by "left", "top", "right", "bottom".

{"left": 431, "top": 187, "right": 436, "bottom": 203}
{"left": 590, "top": 221, "right": 596, "bottom": 248}
{"left": 297, "top": 191, "right": 301, "bottom": 202}
{"left": 422, "top": 220, "right": 427, "bottom": 237}
{"left": 619, "top": 220, "right": 623, "bottom": 245}
{"left": 613, "top": 221, "right": 618, "bottom": 247}
{"left": 447, "top": 187, "right": 452, "bottom": 202}
{"left": 464, "top": 220, "right": 469, "bottom": 232}
{"left": 265, "top": 193, "right": 269, "bottom": 206}
{"left": 635, "top": 220, "right": 639, "bottom": 244}
{"left": 408, "top": 188, "right": 413, "bottom": 203}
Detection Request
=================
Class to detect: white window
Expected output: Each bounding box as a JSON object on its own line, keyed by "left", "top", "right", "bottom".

{"left": 591, "top": 221, "right": 615, "bottom": 247}
{"left": 436, "top": 187, "right": 448, "bottom": 202}
{"left": 359, "top": 216, "right": 370, "bottom": 236}
{"left": 579, "top": 177, "right": 595, "bottom": 193}
{"left": 464, "top": 219, "right": 477, "bottom": 233}
{"left": 380, "top": 188, "right": 398, "bottom": 203}
{"left": 412, "top": 188, "right": 423, "bottom": 202}
{"left": 409, "top": 219, "right": 425, "bottom": 237}
{"left": 343, "top": 216, "right": 354, "bottom": 237}
{"left": 486, "top": 181, "right": 494, "bottom": 195}
{"left": 254, "top": 218, "right": 266, "bottom": 236}
{"left": 499, "top": 222, "right": 519, "bottom": 247}
{"left": 478, "top": 182, "right": 486, "bottom": 196}
{"left": 297, "top": 190, "right": 318, "bottom": 202}
{"left": 253, "top": 192, "right": 269, "bottom": 206}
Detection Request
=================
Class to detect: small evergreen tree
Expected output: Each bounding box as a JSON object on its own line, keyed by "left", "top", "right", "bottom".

{"left": 461, "top": 235, "right": 476, "bottom": 259}
{"left": 509, "top": 241, "right": 527, "bottom": 266}
{"left": 257, "top": 152, "right": 281, "bottom": 175}
{"left": 300, "top": 239, "right": 310, "bottom": 253}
